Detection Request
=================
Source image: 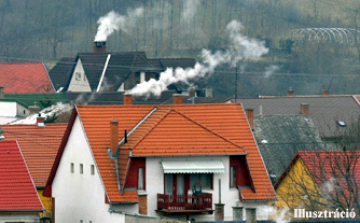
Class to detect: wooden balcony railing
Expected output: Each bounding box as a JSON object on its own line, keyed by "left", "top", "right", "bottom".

{"left": 157, "top": 193, "right": 212, "bottom": 212}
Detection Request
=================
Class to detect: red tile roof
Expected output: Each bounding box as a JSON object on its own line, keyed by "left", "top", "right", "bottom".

{"left": 0, "top": 123, "right": 67, "bottom": 187}
{"left": 0, "top": 63, "right": 54, "bottom": 93}
{"left": 46, "top": 103, "right": 276, "bottom": 203}
{"left": 0, "top": 140, "right": 43, "bottom": 211}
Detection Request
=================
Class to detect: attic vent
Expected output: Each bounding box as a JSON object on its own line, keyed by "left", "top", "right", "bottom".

{"left": 336, "top": 120, "right": 346, "bottom": 127}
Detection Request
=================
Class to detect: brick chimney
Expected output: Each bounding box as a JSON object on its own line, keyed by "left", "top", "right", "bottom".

{"left": 173, "top": 94, "right": 183, "bottom": 104}
{"left": 94, "top": 41, "right": 106, "bottom": 53}
{"left": 36, "top": 114, "right": 45, "bottom": 127}
{"left": 287, "top": 87, "right": 294, "bottom": 96}
{"left": 300, "top": 103, "right": 309, "bottom": 115}
{"left": 123, "top": 94, "right": 133, "bottom": 105}
{"left": 322, "top": 89, "right": 330, "bottom": 96}
{"left": 110, "top": 119, "right": 119, "bottom": 155}
{"left": 245, "top": 109, "right": 254, "bottom": 130}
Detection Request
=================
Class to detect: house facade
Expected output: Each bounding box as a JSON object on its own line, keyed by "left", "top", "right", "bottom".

{"left": 0, "top": 100, "right": 29, "bottom": 124}
{"left": 49, "top": 44, "right": 198, "bottom": 95}
{"left": 274, "top": 151, "right": 360, "bottom": 220}
{"left": 45, "top": 94, "right": 275, "bottom": 222}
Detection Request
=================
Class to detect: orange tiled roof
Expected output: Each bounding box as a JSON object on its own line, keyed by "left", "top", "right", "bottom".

{"left": 0, "top": 63, "right": 54, "bottom": 93}
{"left": 0, "top": 140, "right": 43, "bottom": 211}
{"left": 0, "top": 123, "right": 67, "bottom": 187}
{"left": 76, "top": 103, "right": 276, "bottom": 203}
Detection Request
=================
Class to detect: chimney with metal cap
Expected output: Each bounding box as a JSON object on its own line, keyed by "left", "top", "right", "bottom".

{"left": 37, "top": 114, "right": 45, "bottom": 127}
{"left": 173, "top": 94, "right": 183, "bottom": 104}
{"left": 110, "top": 118, "right": 119, "bottom": 155}
{"left": 300, "top": 103, "right": 309, "bottom": 115}
{"left": 94, "top": 41, "right": 107, "bottom": 53}
{"left": 123, "top": 94, "right": 133, "bottom": 105}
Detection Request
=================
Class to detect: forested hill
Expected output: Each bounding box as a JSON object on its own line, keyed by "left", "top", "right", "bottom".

{"left": 1, "top": 0, "right": 360, "bottom": 97}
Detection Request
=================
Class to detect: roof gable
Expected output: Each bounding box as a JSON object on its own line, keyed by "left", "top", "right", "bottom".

{"left": 0, "top": 123, "right": 67, "bottom": 187}
{"left": 0, "top": 63, "right": 54, "bottom": 93}
{"left": 127, "top": 108, "right": 247, "bottom": 156}
{"left": 0, "top": 140, "right": 43, "bottom": 211}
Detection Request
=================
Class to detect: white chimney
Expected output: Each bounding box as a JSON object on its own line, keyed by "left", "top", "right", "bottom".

{"left": 36, "top": 114, "right": 45, "bottom": 127}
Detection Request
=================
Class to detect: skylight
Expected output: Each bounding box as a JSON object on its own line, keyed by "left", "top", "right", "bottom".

{"left": 336, "top": 120, "right": 346, "bottom": 127}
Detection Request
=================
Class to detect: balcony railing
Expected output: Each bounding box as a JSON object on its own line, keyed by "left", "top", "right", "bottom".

{"left": 157, "top": 193, "right": 212, "bottom": 212}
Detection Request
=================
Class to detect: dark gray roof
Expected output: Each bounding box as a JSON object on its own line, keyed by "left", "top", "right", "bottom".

{"left": 50, "top": 53, "right": 198, "bottom": 93}
{"left": 253, "top": 114, "right": 335, "bottom": 184}
{"left": 48, "top": 57, "right": 76, "bottom": 91}
{"left": 238, "top": 96, "right": 360, "bottom": 138}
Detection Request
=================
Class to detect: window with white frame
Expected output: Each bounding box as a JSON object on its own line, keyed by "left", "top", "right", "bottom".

{"left": 138, "top": 168, "right": 144, "bottom": 190}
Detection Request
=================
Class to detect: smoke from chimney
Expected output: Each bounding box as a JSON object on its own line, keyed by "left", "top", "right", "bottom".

{"left": 126, "top": 20, "right": 269, "bottom": 97}
{"left": 94, "top": 8, "right": 144, "bottom": 42}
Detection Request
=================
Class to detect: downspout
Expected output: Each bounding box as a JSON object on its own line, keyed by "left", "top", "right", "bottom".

{"left": 96, "top": 53, "right": 111, "bottom": 92}
{"left": 107, "top": 107, "right": 158, "bottom": 193}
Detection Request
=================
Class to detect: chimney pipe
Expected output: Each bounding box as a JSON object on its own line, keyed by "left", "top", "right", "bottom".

{"left": 322, "top": 89, "right": 330, "bottom": 96}
{"left": 123, "top": 94, "right": 133, "bottom": 105}
{"left": 173, "top": 94, "right": 183, "bottom": 104}
{"left": 300, "top": 103, "right": 309, "bottom": 115}
{"left": 94, "top": 41, "right": 107, "bottom": 53}
{"left": 37, "top": 114, "right": 45, "bottom": 127}
{"left": 0, "top": 85, "right": 5, "bottom": 99}
{"left": 245, "top": 109, "right": 254, "bottom": 130}
{"left": 110, "top": 119, "right": 119, "bottom": 155}
{"left": 287, "top": 87, "right": 294, "bottom": 96}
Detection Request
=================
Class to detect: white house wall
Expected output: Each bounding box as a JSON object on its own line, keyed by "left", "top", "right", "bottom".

{"left": 52, "top": 116, "right": 125, "bottom": 223}
{"left": 146, "top": 156, "right": 269, "bottom": 222}
{"left": 0, "top": 213, "right": 41, "bottom": 223}
{"left": 0, "top": 102, "right": 17, "bottom": 117}
{"left": 16, "top": 103, "right": 29, "bottom": 117}
{"left": 67, "top": 59, "right": 91, "bottom": 92}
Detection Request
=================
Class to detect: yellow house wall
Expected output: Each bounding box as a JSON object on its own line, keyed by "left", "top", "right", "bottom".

{"left": 273, "top": 158, "right": 325, "bottom": 218}
{"left": 38, "top": 189, "right": 52, "bottom": 218}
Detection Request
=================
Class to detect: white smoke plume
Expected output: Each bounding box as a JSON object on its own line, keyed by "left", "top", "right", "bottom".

{"left": 10, "top": 102, "right": 73, "bottom": 125}
{"left": 94, "top": 8, "right": 144, "bottom": 41}
{"left": 264, "top": 65, "right": 280, "bottom": 78}
{"left": 126, "top": 20, "right": 269, "bottom": 97}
